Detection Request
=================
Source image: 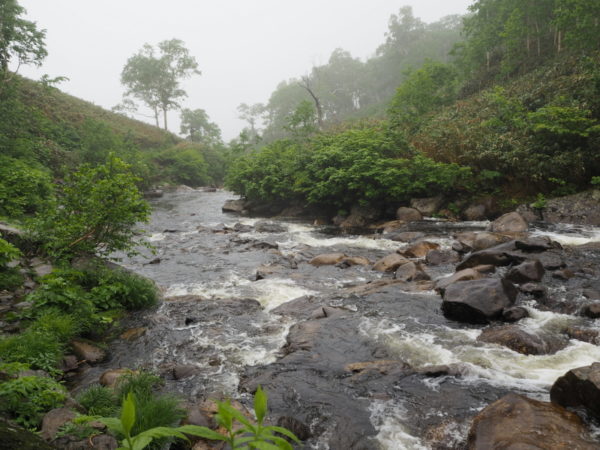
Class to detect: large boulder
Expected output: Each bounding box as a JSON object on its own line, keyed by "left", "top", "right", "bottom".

{"left": 400, "top": 240, "right": 440, "bottom": 258}
{"left": 489, "top": 211, "right": 528, "bottom": 233}
{"left": 530, "top": 189, "right": 600, "bottom": 225}
{"left": 441, "top": 278, "right": 518, "bottom": 324}
{"left": 394, "top": 262, "right": 430, "bottom": 282}
{"left": 410, "top": 196, "right": 444, "bottom": 216}
{"left": 581, "top": 302, "right": 600, "bottom": 319}
{"left": 478, "top": 325, "right": 564, "bottom": 355}
{"left": 373, "top": 253, "right": 410, "bottom": 273}
{"left": 425, "top": 249, "right": 460, "bottom": 266}
{"left": 396, "top": 207, "right": 422, "bottom": 223}
{"left": 434, "top": 267, "right": 488, "bottom": 294}
{"left": 505, "top": 259, "right": 545, "bottom": 284}
{"left": 309, "top": 253, "right": 346, "bottom": 267}
{"left": 254, "top": 221, "right": 287, "bottom": 233}
{"left": 0, "top": 419, "right": 54, "bottom": 449}
{"left": 456, "top": 241, "right": 526, "bottom": 271}
{"left": 340, "top": 205, "right": 380, "bottom": 229}
{"left": 467, "top": 393, "right": 598, "bottom": 449}
{"left": 462, "top": 204, "right": 487, "bottom": 221}
{"left": 550, "top": 362, "right": 600, "bottom": 422}
{"left": 41, "top": 408, "right": 76, "bottom": 440}
{"left": 71, "top": 341, "right": 106, "bottom": 364}
{"left": 222, "top": 199, "right": 247, "bottom": 214}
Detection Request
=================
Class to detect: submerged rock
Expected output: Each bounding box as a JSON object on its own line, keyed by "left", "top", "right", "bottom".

{"left": 468, "top": 393, "right": 598, "bottom": 449}
{"left": 400, "top": 240, "right": 440, "bottom": 258}
{"left": 550, "top": 362, "right": 600, "bottom": 422}
{"left": 222, "top": 199, "right": 247, "bottom": 214}
{"left": 478, "top": 325, "right": 564, "bottom": 355}
{"left": 505, "top": 259, "right": 545, "bottom": 284}
{"left": 71, "top": 341, "right": 106, "bottom": 364}
{"left": 441, "top": 278, "right": 518, "bottom": 324}
{"left": 309, "top": 253, "right": 346, "bottom": 267}
{"left": 373, "top": 253, "right": 410, "bottom": 272}
{"left": 394, "top": 261, "right": 430, "bottom": 282}
{"left": 488, "top": 211, "right": 528, "bottom": 233}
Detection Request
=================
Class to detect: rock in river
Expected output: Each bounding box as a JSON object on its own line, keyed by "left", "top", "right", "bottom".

{"left": 441, "top": 278, "right": 518, "bottom": 324}
{"left": 550, "top": 362, "right": 600, "bottom": 422}
{"left": 468, "top": 393, "right": 598, "bottom": 449}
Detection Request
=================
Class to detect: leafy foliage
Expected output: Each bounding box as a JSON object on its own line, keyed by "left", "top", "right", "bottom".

{"left": 0, "top": 375, "right": 66, "bottom": 428}
{"left": 0, "top": 155, "right": 52, "bottom": 218}
{"left": 0, "top": 237, "right": 21, "bottom": 266}
{"left": 30, "top": 154, "right": 150, "bottom": 259}
{"left": 0, "top": 328, "right": 64, "bottom": 374}
{"left": 77, "top": 385, "right": 118, "bottom": 417}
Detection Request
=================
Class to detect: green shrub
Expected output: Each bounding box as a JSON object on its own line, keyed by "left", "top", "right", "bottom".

{"left": 0, "top": 156, "right": 53, "bottom": 218}
{"left": 149, "top": 144, "right": 210, "bottom": 187}
{"left": 0, "top": 238, "right": 21, "bottom": 266}
{"left": 29, "top": 310, "right": 80, "bottom": 342}
{"left": 0, "top": 329, "right": 64, "bottom": 374}
{"left": 88, "top": 268, "right": 158, "bottom": 311}
{"left": 77, "top": 385, "right": 118, "bottom": 416}
{"left": 0, "top": 267, "right": 24, "bottom": 290}
{"left": 30, "top": 154, "right": 150, "bottom": 260}
{"left": 0, "top": 375, "right": 67, "bottom": 428}
{"left": 115, "top": 372, "right": 163, "bottom": 404}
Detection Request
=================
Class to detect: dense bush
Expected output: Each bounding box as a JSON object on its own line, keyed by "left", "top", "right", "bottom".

{"left": 31, "top": 154, "right": 150, "bottom": 259}
{"left": 148, "top": 143, "right": 211, "bottom": 187}
{"left": 77, "top": 385, "right": 118, "bottom": 416}
{"left": 0, "top": 156, "right": 53, "bottom": 218}
{"left": 0, "top": 329, "right": 64, "bottom": 374}
{"left": 0, "top": 375, "right": 67, "bottom": 428}
{"left": 0, "top": 238, "right": 23, "bottom": 290}
{"left": 226, "top": 123, "right": 473, "bottom": 212}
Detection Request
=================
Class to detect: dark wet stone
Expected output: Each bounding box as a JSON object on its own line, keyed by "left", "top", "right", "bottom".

{"left": 254, "top": 221, "right": 287, "bottom": 233}
{"left": 396, "top": 207, "right": 422, "bottom": 222}
{"left": 551, "top": 362, "right": 600, "bottom": 422}
{"left": 0, "top": 419, "right": 54, "bottom": 449}
{"left": 478, "top": 325, "right": 564, "bottom": 355}
{"left": 441, "top": 278, "right": 518, "bottom": 324}
{"left": 71, "top": 341, "right": 106, "bottom": 364}
{"left": 222, "top": 199, "right": 247, "bottom": 213}
{"left": 582, "top": 288, "right": 600, "bottom": 300}
{"left": 373, "top": 253, "right": 410, "bottom": 273}
{"left": 386, "top": 231, "right": 425, "bottom": 242}
{"left": 502, "top": 306, "right": 529, "bottom": 322}
{"left": 41, "top": 408, "right": 76, "bottom": 440}
{"left": 538, "top": 250, "right": 566, "bottom": 269}
{"left": 515, "top": 236, "right": 557, "bottom": 252}
{"left": 505, "top": 260, "right": 545, "bottom": 284}
{"left": 147, "top": 257, "right": 161, "bottom": 264}
{"left": 519, "top": 283, "right": 547, "bottom": 298}
{"left": 400, "top": 240, "right": 440, "bottom": 258}
{"left": 277, "top": 416, "right": 312, "bottom": 441}
{"left": 173, "top": 365, "right": 201, "bottom": 380}
{"left": 488, "top": 212, "right": 528, "bottom": 233}
{"left": 553, "top": 268, "right": 576, "bottom": 280}
{"left": 456, "top": 241, "right": 526, "bottom": 271}
{"left": 416, "top": 364, "right": 465, "bottom": 378}
{"left": 394, "top": 262, "right": 430, "bottom": 282}
{"left": 565, "top": 327, "right": 599, "bottom": 345}
{"left": 581, "top": 302, "right": 600, "bottom": 319}
{"left": 468, "top": 393, "right": 598, "bottom": 450}
{"left": 425, "top": 249, "right": 460, "bottom": 266}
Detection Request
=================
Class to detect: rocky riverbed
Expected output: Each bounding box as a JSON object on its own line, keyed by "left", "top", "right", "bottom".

{"left": 72, "top": 188, "right": 600, "bottom": 449}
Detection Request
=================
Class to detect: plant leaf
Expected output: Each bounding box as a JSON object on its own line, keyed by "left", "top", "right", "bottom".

{"left": 121, "top": 392, "right": 136, "bottom": 436}
{"left": 135, "top": 426, "right": 188, "bottom": 441}
{"left": 249, "top": 441, "right": 281, "bottom": 450}
{"left": 131, "top": 435, "right": 153, "bottom": 450}
{"left": 175, "top": 425, "right": 227, "bottom": 441}
{"left": 265, "top": 425, "right": 301, "bottom": 442}
{"left": 98, "top": 417, "right": 125, "bottom": 435}
{"left": 254, "top": 385, "right": 267, "bottom": 425}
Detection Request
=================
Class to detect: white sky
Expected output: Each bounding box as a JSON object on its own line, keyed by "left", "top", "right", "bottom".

{"left": 18, "top": 0, "right": 473, "bottom": 141}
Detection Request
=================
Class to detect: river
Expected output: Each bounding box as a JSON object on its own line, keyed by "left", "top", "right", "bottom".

{"left": 81, "top": 188, "right": 600, "bottom": 449}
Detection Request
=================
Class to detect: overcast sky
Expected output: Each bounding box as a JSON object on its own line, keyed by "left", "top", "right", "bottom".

{"left": 18, "top": 0, "right": 473, "bottom": 141}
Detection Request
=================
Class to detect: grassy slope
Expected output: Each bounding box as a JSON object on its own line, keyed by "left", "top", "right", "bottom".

{"left": 14, "top": 75, "right": 179, "bottom": 150}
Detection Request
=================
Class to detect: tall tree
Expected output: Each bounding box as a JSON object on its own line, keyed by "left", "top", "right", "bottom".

{"left": 0, "top": 0, "right": 46, "bottom": 88}
{"left": 180, "top": 108, "right": 222, "bottom": 146}
{"left": 121, "top": 39, "right": 200, "bottom": 131}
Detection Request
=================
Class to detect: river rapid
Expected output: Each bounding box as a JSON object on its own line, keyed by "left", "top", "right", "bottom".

{"left": 80, "top": 189, "right": 600, "bottom": 449}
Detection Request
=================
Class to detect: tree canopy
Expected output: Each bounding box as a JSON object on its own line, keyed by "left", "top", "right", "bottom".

{"left": 121, "top": 39, "right": 200, "bottom": 131}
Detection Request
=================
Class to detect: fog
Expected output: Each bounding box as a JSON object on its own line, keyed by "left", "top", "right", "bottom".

{"left": 18, "top": 0, "right": 473, "bottom": 140}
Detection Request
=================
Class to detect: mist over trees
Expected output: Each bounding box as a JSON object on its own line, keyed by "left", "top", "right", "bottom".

{"left": 120, "top": 39, "right": 200, "bottom": 131}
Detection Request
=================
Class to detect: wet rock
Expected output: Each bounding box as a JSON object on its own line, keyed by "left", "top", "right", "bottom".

{"left": 502, "top": 306, "right": 529, "bottom": 322}
{"left": 394, "top": 262, "right": 430, "bottom": 282}
{"left": 144, "top": 189, "right": 163, "bottom": 198}
{"left": 309, "top": 306, "right": 345, "bottom": 320}
{"left": 165, "top": 294, "right": 206, "bottom": 302}
{"left": 172, "top": 365, "right": 201, "bottom": 380}
{"left": 147, "top": 257, "right": 161, "bottom": 264}
{"left": 478, "top": 325, "right": 563, "bottom": 355}
{"left": 202, "top": 187, "right": 217, "bottom": 192}
{"left": 232, "top": 222, "right": 253, "bottom": 233}
{"left": 396, "top": 207, "right": 422, "bottom": 223}
{"left": 537, "top": 249, "right": 566, "bottom": 269}
{"left": 222, "top": 199, "right": 247, "bottom": 214}
{"left": 519, "top": 282, "right": 547, "bottom": 298}
{"left": 456, "top": 241, "right": 526, "bottom": 271}
{"left": 425, "top": 249, "right": 460, "bottom": 266}
{"left": 489, "top": 211, "right": 528, "bottom": 233}
{"left": 441, "top": 278, "right": 518, "bottom": 324}
{"left": 344, "top": 360, "right": 410, "bottom": 378}
{"left": 565, "top": 327, "right": 599, "bottom": 345}
{"left": 277, "top": 416, "right": 312, "bottom": 441}
{"left": 342, "top": 279, "right": 406, "bottom": 296}
{"left": 550, "top": 362, "right": 600, "bottom": 422}
{"left": 183, "top": 403, "right": 214, "bottom": 429}
{"left": 32, "top": 263, "right": 53, "bottom": 278}
{"left": 0, "top": 418, "right": 54, "bottom": 449}
{"left": 467, "top": 393, "right": 598, "bottom": 450}
{"left": 340, "top": 205, "right": 380, "bottom": 229}
{"left": 581, "top": 302, "right": 600, "bottom": 318}
{"left": 309, "top": 253, "right": 346, "bottom": 267}
{"left": 341, "top": 256, "right": 370, "bottom": 266}
{"left": 99, "top": 368, "right": 132, "bottom": 387}
{"left": 373, "top": 253, "right": 410, "bottom": 273}
{"left": 71, "top": 341, "right": 106, "bottom": 364}
{"left": 254, "top": 221, "right": 287, "bottom": 233}
{"left": 386, "top": 231, "right": 425, "bottom": 242}
{"left": 41, "top": 407, "right": 76, "bottom": 440}
{"left": 515, "top": 236, "right": 557, "bottom": 252}
{"left": 434, "top": 268, "right": 486, "bottom": 294}
{"left": 505, "top": 259, "right": 545, "bottom": 284}
{"left": 456, "top": 232, "right": 511, "bottom": 252}
{"left": 553, "top": 268, "right": 575, "bottom": 280}
{"left": 463, "top": 204, "right": 486, "bottom": 221}
{"left": 410, "top": 196, "right": 444, "bottom": 216}
{"left": 416, "top": 364, "right": 465, "bottom": 378}
{"left": 60, "top": 355, "right": 79, "bottom": 373}
{"left": 400, "top": 240, "right": 440, "bottom": 258}
{"left": 120, "top": 327, "right": 147, "bottom": 341}
{"left": 536, "top": 189, "right": 600, "bottom": 225}
{"left": 52, "top": 433, "right": 118, "bottom": 450}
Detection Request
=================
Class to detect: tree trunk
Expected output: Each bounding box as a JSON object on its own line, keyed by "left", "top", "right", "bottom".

{"left": 163, "top": 108, "right": 168, "bottom": 131}
{"left": 153, "top": 107, "right": 160, "bottom": 128}
{"left": 300, "top": 76, "right": 323, "bottom": 130}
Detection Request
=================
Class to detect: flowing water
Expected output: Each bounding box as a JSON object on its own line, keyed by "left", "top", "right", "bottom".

{"left": 84, "top": 189, "right": 600, "bottom": 449}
